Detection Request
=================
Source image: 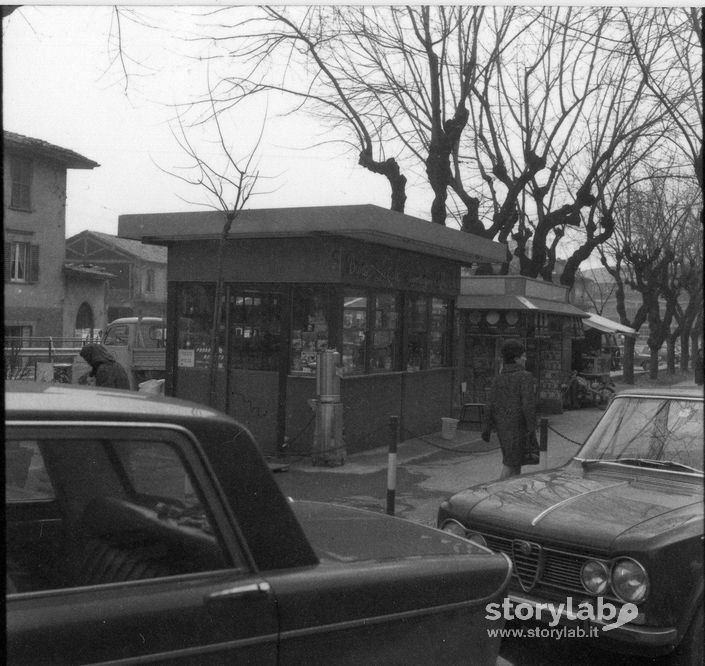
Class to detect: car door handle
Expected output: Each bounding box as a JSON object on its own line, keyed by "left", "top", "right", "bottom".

{"left": 206, "top": 581, "right": 271, "bottom": 604}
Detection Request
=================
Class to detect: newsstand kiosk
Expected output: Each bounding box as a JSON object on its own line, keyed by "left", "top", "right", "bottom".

{"left": 118, "top": 205, "right": 506, "bottom": 457}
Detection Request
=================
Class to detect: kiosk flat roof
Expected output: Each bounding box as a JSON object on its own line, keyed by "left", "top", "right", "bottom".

{"left": 118, "top": 204, "right": 506, "bottom": 265}
{"left": 457, "top": 293, "right": 587, "bottom": 317}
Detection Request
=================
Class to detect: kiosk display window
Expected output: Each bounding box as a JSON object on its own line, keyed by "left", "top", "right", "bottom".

{"left": 342, "top": 292, "right": 367, "bottom": 375}
{"left": 176, "top": 283, "right": 217, "bottom": 368}
{"left": 404, "top": 294, "right": 451, "bottom": 371}
{"left": 228, "top": 290, "right": 282, "bottom": 371}
{"left": 429, "top": 298, "right": 449, "bottom": 368}
{"left": 405, "top": 294, "right": 427, "bottom": 371}
{"left": 371, "top": 293, "right": 399, "bottom": 373}
{"left": 290, "top": 287, "right": 331, "bottom": 374}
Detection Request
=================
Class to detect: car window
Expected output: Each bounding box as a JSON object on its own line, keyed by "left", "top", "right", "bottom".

{"left": 6, "top": 441, "right": 55, "bottom": 501}
{"left": 661, "top": 401, "right": 703, "bottom": 470}
{"left": 114, "top": 440, "right": 198, "bottom": 507}
{"left": 6, "top": 431, "right": 244, "bottom": 595}
{"left": 103, "top": 324, "right": 129, "bottom": 345}
{"left": 579, "top": 397, "right": 703, "bottom": 471}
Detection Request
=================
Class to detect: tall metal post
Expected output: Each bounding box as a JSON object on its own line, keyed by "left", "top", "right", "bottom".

{"left": 387, "top": 415, "right": 400, "bottom": 516}
{"left": 312, "top": 349, "right": 345, "bottom": 466}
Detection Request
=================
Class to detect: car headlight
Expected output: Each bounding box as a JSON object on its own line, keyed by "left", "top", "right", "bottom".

{"left": 441, "top": 520, "right": 468, "bottom": 538}
{"left": 581, "top": 560, "right": 610, "bottom": 595}
{"left": 465, "top": 532, "right": 488, "bottom": 548}
{"left": 611, "top": 558, "right": 649, "bottom": 603}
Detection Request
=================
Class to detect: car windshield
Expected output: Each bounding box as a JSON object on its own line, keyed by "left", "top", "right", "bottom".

{"left": 577, "top": 396, "right": 703, "bottom": 473}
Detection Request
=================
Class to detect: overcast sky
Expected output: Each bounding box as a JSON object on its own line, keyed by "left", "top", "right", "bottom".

{"left": 4, "top": 5, "right": 434, "bottom": 238}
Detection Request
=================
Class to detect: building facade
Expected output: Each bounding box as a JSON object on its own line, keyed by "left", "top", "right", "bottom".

{"left": 65, "top": 230, "right": 167, "bottom": 322}
{"left": 4, "top": 131, "right": 100, "bottom": 340}
{"left": 457, "top": 275, "right": 588, "bottom": 413}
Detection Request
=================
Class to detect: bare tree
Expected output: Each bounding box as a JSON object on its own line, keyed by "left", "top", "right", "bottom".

{"left": 200, "top": 6, "right": 409, "bottom": 212}
{"left": 623, "top": 7, "right": 703, "bottom": 188}
{"left": 165, "top": 91, "right": 263, "bottom": 407}
{"left": 108, "top": 6, "right": 696, "bottom": 286}
{"left": 662, "top": 189, "right": 703, "bottom": 373}
{"left": 459, "top": 7, "right": 670, "bottom": 283}
{"left": 577, "top": 267, "right": 618, "bottom": 316}
{"left": 598, "top": 165, "right": 699, "bottom": 382}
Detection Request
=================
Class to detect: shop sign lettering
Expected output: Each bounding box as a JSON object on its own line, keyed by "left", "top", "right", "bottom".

{"left": 339, "top": 250, "right": 455, "bottom": 291}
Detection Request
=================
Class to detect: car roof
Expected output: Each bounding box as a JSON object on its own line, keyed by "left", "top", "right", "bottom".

{"left": 5, "top": 381, "right": 234, "bottom": 427}
{"left": 615, "top": 386, "right": 702, "bottom": 400}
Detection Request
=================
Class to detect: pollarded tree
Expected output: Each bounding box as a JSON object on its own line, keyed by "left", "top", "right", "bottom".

{"left": 203, "top": 6, "right": 410, "bottom": 213}
{"left": 623, "top": 7, "right": 703, "bottom": 188}
{"left": 598, "top": 162, "right": 698, "bottom": 381}
{"left": 109, "top": 6, "right": 689, "bottom": 288}
{"left": 459, "top": 7, "right": 667, "bottom": 284}
{"left": 660, "top": 187, "right": 703, "bottom": 373}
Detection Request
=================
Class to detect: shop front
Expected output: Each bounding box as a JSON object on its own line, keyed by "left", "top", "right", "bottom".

{"left": 578, "top": 312, "right": 637, "bottom": 373}
{"left": 457, "top": 276, "right": 587, "bottom": 413}
{"left": 119, "top": 205, "right": 505, "bottom": 455}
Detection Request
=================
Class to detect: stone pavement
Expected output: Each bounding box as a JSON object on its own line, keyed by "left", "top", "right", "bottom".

{"left": 274, "top": 378, "right": 701, "bottom": 527}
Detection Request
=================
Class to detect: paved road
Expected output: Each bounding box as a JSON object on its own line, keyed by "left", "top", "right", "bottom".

{"left": 499, "top": 633, "right": 664, "bottom": 665}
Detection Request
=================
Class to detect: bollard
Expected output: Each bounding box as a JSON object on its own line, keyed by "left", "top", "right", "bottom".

{"left": 387, "top": 415, "right": 399, "bottom": 516}
{"left": 539, "top": 418, "right": 548, "bottom": 452}
{"left": 539, "top": 418, "right": 548, "bottom": 469}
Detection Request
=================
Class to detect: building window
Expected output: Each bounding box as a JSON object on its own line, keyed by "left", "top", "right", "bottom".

{"left": 6, "top": 241, "right": 39, "bottom": 283}
{"left": 5, "top": 325, "right": 32, "bottom": 342}
{"left": 10, "top": 157, "right": 32, "bottom": 210}
{"left": 145, "top": 269, "right": 155, "bottom": 294}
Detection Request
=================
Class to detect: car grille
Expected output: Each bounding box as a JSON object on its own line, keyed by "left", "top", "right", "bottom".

{"left": 482, "top": 532, "right": 600, "bottom": 596}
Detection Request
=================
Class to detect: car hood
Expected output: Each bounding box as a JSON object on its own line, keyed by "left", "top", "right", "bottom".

{"left": 291, "top": 499, "right": 502, "bottom": 563}
{"left": 445, "top": 465, "right": 703, "bottom": 551}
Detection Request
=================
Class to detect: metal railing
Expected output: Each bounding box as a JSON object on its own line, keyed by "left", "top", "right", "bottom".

{"left": 4, "top": 336, "right": 97, "bottom": 381}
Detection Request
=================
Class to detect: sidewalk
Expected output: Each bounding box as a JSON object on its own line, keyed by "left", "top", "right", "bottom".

{"left": 273, "top": 407, "right": 604, "bottom": 527}
{"left": 273, "top": 377, "right": 701, "bottom": 526}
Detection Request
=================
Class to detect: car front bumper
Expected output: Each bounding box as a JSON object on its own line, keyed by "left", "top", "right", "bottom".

{"left": 507, "top": 592, "right": 678, "bottom": 654}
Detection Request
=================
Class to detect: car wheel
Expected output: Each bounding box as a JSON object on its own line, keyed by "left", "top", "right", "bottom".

{"left": 667, "top": 605, "right": 704, "bottom": 666}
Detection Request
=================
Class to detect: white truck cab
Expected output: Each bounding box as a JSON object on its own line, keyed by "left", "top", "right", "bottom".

{"left": 101, "top": 317, "right": 166, "bottom": 390}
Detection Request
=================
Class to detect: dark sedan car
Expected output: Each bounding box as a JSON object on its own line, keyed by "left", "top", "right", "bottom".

{"left": 438, "top": 388, "right": 703, "bottom": 665}
{"left": 6, "top": 381, "right": 511, "bottom": 665}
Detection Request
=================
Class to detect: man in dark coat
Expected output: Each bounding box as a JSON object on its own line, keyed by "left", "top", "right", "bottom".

{"left": 482, "top": 339, "right": 537, "bottom": 480}
{"left": 79, "top": 344, "right": 131, "bottom": 390}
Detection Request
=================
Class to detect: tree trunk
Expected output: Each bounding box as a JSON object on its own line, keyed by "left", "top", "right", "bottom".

{"left": 358, "top": 151, "right": 407, "bottom": 213}
{"left": 622, "top": 336, "right": 635, "bottom": 385}
{"left": 425, "top": 143, "right": 452, "bottom": 225}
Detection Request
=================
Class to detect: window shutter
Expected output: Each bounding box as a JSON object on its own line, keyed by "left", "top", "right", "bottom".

{"left": 4, "top": 242, "right": 11, "bottom": 283}
{"left": 29, "top": 244, "right": 40, "bottom": 282}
